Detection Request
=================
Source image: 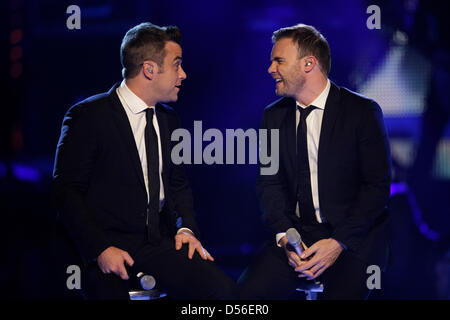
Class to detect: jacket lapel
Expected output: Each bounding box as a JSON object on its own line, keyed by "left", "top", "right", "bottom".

{"left": 155, "top": 104, "right": 171, "bottom": 178}
{"left": 318, "top": 81, "right": 341, "bottom": 164}
{"left": 317, "top": 81, "right": 341, "bottom": 206}
{"left": 107, "top": 84, "right": 146, "bottom": 192}
{"left": 281, "top": 98, "right": 297, "bottom": 178}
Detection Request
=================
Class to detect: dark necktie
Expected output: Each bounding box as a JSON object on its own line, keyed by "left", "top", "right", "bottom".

{"left": 145, "top": 108, "right": 161, "bottom": 244}
{"left": 297, "top": 105, "right": 317, "bottom": 225}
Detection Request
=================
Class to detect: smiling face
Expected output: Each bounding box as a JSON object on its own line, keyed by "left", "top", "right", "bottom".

{"left": 268, "top": 38, "right": 306, "bottom": 98}
{"left": 152, "top": 41, "right": 186, "bottom": 103}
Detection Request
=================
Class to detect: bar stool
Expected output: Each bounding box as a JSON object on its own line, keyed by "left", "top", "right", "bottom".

{"left": 296, "top": 280, "right": 324, "bottom": 300}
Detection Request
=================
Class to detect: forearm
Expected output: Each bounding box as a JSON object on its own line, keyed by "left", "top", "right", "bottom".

{"left": 53, "top": 104, "right": 110, "bottom": 262}
{"left": 332, "top": 101, "right": 391, "bottom": 252}
{"left": 53, "top": 182, "right": 110, "bottom": 262}
{"left": 169, "top": 164, "right": 200, "bottom": 236}
{"left": 257, "top": 174, "right": 294, "bottom": 235}
{"left": 331, "top": 182, "right": 390, "bottom": 251}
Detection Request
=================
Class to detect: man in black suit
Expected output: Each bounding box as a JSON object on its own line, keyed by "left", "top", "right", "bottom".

{"left": 52, "top": 22, "right": 236, "bottom": 299}
{"left": 238, "top": 24, "right": 391, "bottom": 299}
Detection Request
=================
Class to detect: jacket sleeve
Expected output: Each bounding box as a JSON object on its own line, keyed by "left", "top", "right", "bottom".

{"left": 168, "top": 113, "right": 201, "bottom": 238}
{"left": 256, "top": 108, "right": 295, "bottom": 235}
{"left": 52, "top": 104, "right": 110, "bottom": 263}
{"left": 331, "top": 101, "right": 391, "bottom": 252}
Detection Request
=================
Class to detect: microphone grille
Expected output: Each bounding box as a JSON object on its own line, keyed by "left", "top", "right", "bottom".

{"left": 140, "top": 275, "right": 156, "bottom": 290}
{"left": 286, "top": 228, "right": 301, "bottom": 244}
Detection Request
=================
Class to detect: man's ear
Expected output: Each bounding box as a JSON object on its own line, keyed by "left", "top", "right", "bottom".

{"left": 304, "top": 56, "right": 316, "bottom": 73}
{"left": 143, "top": 61, "right": 158, "bottom": 79}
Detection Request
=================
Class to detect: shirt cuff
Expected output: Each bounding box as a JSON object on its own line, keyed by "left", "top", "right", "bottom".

{"left": 333, "top": 238, "right": 347, "bottom": 250}
{"left": 177, "top": 227, "right": 194, "bottom": 236}
{"left": 276, "top": 232, "right": 286, "bottom": 247}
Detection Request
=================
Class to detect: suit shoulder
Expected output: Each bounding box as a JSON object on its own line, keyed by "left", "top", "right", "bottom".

{"left": 264, "top": 97, "right": 295, "bottom": 114}
{"left": 156, "top": 103, "right": 182, "bottom": 125}
{"left": 68, "top": 91, "right": 109, "bottom": 112}
{"left": 337, "top": 86, "right": 386, "bottom": 130}
{"left": 156, "top": 102, "right": 176, "bottom": 114}
{"left": 340, "top": 86, "right": 380, "bottom": 110}
{"left": 63, "top": 91, "right": 114, "bottom": 126}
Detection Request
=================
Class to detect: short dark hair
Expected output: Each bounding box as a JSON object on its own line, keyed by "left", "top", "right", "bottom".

{"left": 120, "top": 22, "right": 181, "bottom": 78}
{"left": 272, "top": 24, "right": 331, "bottom": 75}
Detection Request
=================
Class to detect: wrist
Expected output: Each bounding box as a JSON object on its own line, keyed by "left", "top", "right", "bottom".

{"left": 330, "top": 238, "right": 345, "bottom": 251}
{"left": 278, "top": 236, "right": 288, "bottom": 248}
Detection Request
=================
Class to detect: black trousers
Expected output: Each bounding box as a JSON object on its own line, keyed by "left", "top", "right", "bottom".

{"left": 82, "top": 236, "right": 237, "bottom": 300}
{"left": 237, "top": 224, "right": 371, "bottom": 300}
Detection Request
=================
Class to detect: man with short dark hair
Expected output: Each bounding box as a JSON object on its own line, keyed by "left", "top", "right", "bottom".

{"left": 238, "top": 24, "right": 391, "bottom": 299}
{"left": 53, "top": 22, "right": 236, "bottom": 299}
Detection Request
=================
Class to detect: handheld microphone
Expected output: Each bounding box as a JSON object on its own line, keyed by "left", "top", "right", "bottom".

{"left": 136, "top": 272, "right": 156, "bottom": 290}
{"left": 286, "top": 228, "right": 303, "bottom": 257}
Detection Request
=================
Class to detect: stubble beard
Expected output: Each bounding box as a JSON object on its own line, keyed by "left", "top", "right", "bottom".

{"left": 276, "top": 73, "right": 306, "bottom": 99}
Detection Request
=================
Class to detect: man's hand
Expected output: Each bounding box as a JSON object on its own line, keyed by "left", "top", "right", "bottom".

{"left": 175, "top": 230, "right": 214, "bottom": 261}
{"left": 278, "top": 236, "right": 307, "bottom": 269}
{"left": 295, "top": 238, "right": 344, "bottom": 280}
{"left": 97, "top": 246, "right": 134, "bottom": 280}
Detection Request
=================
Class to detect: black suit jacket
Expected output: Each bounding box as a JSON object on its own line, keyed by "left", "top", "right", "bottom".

{"left": 257, "top": 82, "right": 391, "bottom": 267}
{"left": 52, "top": 83, "right": 199, "bottom": 264}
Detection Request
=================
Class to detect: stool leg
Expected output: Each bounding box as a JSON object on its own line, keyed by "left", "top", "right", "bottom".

{"left": 306, "top": 291, "right": 318, "bottom": 300}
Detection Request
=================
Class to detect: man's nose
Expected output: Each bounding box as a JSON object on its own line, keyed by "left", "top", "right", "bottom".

{"left": 268, "top": 62, "right": 276, "bottom": 74}
{"left": 179, "top": 66, "right": 187, "bottom": 80}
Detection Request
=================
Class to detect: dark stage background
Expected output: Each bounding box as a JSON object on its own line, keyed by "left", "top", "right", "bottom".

{"left": 1, "top": 0, "right": 449, "bottom": 299}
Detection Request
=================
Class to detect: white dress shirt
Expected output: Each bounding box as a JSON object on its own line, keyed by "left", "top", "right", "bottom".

{"left": 116, "top": 80, "right": 165, "bottom": 211}
{"left": 276, "top": 79, "right": 331, "bottom": 246}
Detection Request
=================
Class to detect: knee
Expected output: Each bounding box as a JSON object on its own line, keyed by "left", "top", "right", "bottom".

{"left": 210, "top": 274, "right": 238, "bottom": 299}
{"left": 236, "top": 269, "right": 261, "bottom": 300}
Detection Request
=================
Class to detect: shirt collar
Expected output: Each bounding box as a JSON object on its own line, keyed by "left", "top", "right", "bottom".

{"left": 296, "top": 79, "right": 331, "bottom": 110}
{"left": 117, "top": 79, "right": 154, "bottom": 114}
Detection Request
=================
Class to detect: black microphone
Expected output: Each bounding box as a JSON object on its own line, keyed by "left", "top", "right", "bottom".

{"left": 136, "top": 272, "right": 156, "bottom": 290}
{"left": 286, "top": 228, "right": 303, "bottom": 257}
